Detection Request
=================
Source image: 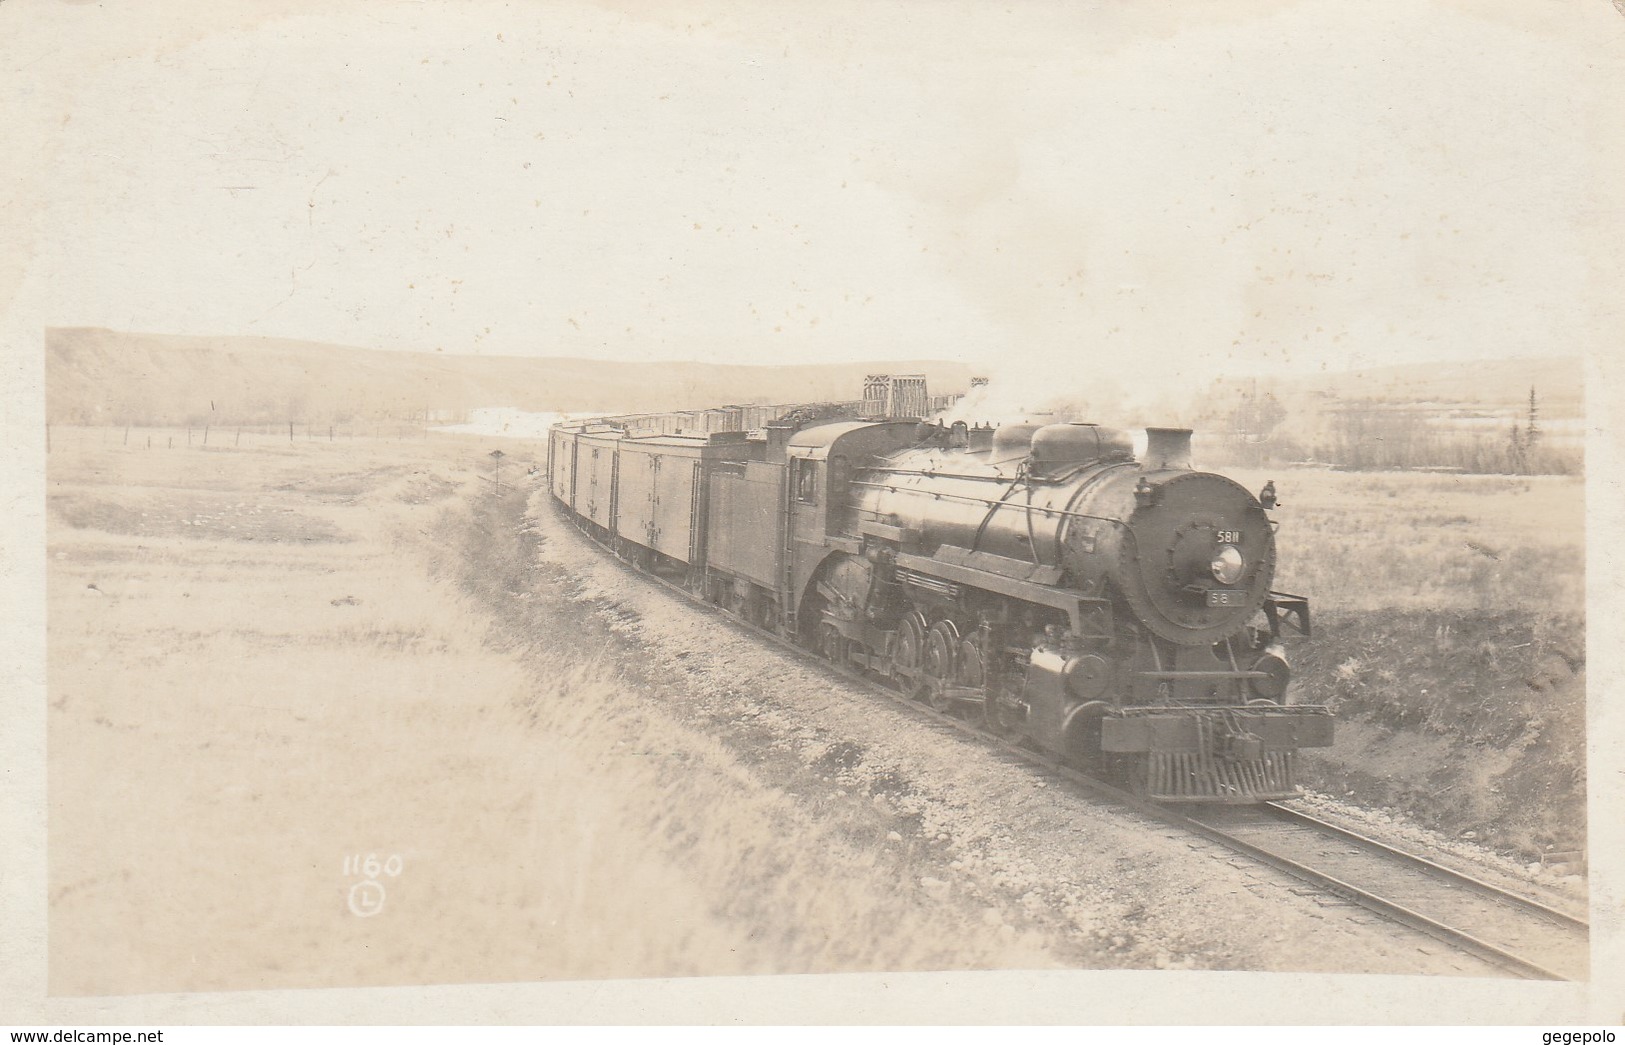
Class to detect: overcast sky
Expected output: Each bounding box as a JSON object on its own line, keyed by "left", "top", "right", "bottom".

{"left": 3, "top": 0, "right": 1621, "bottom": 379}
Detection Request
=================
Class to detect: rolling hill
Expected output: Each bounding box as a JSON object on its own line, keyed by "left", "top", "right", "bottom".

{"left": 45, "top": 328, "right": 975, "bottom": 426}
{"left": 46, "top": 328, "right": 1582, "bottom": 458}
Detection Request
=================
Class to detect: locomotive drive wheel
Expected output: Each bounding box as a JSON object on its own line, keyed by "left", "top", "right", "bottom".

{"left": 894, "top": 612, "right": 928, "bottom": 700}
{"left": 922, "top": 619, "right": 961, "bottom": 714}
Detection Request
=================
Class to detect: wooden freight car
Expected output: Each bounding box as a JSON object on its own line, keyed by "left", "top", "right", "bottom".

{"left": 547, "top": 418, "right": 918, "bottom": 637}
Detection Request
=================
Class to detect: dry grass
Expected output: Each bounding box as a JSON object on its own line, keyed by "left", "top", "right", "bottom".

{"left": 430, "top": 481, "right": 1068, "bottom": 976}
{"left": 1221, "top": 466, "right": 1587, "bottom": 858}
{"left": 1222, "top": 467, "right": 1583, "bottom": 616}
{"left": 48, "top": 435, "right": 756, "bottom": 993}
{"left": 47, "top": 431, "right": 1058, "bottom": 997}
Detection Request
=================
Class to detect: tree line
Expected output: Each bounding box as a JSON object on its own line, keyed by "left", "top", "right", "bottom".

{"left": 1203, "top": 387, "right": 1581, "bottom": 476}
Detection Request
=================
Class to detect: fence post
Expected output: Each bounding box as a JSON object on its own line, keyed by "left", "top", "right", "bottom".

{"left": 124, "top": 425, "right": 130, "bottom": 446}
{"left": 289, "top": 421, "right": 294, "bottom": 443}
{"left": 203, "top": 425, "right": 209, "bottom": 446}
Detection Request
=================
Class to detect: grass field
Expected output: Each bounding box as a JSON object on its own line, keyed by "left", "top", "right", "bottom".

{"left": 1225, "top": 466, "right": 1586, "bottom": 861}
{"left": 46, "top": 433, "right": 766, "bottom": 994}
{"left": 1224, "top": 467, "right": 1583, "bottom": 615}
{"left": 45, "top": 431, "right": 1065, "bottom": 996}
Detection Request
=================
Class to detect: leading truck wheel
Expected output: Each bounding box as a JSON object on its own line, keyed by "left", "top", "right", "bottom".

{"left": 1061, "top": 702, "right": 1111, "bottom": 776}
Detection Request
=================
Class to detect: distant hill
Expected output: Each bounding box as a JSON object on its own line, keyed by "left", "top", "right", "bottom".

{"left": 45, "top": 328, "right": 1583, "bottom": 465}
{"left": 45, "top": 328, "right": 975, "bottom": 425}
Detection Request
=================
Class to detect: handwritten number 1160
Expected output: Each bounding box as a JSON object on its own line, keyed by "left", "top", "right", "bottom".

{"left": 343, "top": 854, "right": 403, "bottom": 878}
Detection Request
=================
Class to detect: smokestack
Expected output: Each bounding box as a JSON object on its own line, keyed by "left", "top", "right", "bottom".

{"left": 1143, "top": 427, "right": 1192, "bottom": 471}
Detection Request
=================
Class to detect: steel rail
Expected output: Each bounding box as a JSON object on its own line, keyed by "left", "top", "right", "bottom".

{"left": 1173, "top": 806, "right": 1585, "bottom": 981}
{"left": 1259, "top": 802, "right": 1589, "bottom": 931}
{"left": 547, "top": 499, "right": 1589, "bottom": 981}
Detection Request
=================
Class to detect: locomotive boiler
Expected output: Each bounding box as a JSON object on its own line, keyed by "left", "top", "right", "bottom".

{"left": 548, "top": 412, "right": 1331, "bottom": 802}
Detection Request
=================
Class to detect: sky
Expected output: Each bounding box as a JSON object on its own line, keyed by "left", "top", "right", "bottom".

{"left": 2, "top": 0, "right": 1622, "bottom": 383}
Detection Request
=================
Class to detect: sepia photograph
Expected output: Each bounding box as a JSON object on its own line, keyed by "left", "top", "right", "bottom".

{"left": 3, "top": 0, "right": 1622, "bottom": 1029}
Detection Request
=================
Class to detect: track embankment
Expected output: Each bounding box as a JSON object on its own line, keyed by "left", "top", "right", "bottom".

{"left": 438, "top": 478, "right": 1566, "bottom": 977}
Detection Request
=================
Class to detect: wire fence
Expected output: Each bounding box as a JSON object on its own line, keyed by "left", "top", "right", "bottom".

{"left": 45, "top": 422, "right": 441, "bottom": 453}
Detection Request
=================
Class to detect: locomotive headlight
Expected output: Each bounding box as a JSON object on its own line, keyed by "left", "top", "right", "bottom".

{"left": 1210, "top": 544, "right": 1244, "bottom": 585}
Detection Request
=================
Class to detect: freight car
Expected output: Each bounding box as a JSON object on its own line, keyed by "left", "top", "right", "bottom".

{"left": 547, "top": 414, "right": 1331, "bottom": 802}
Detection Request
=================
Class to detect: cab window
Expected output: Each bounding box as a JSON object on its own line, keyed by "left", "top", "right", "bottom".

{"left": 795, "top": 459, "right": 819, "bottom": 504}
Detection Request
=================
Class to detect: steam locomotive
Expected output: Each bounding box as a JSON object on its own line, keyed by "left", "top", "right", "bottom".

{"left": 547, "top": 413, "right": 1331, "bottom": 802}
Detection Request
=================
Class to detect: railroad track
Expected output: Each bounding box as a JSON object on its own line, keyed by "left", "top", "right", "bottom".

{"left": 1179, "top": 803, "right": 1589, "bottom": 981}
{"left": 549, "top": 505, "right": 1592, "bottom": 981}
